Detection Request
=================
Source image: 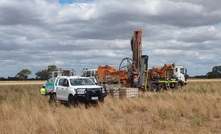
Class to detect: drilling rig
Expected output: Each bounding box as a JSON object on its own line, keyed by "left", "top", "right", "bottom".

{"left": 120, "top": 29, "right": 187, "bottom": 91}
{"left": 119, "top": 29, "right": 148, "bottom": 89}
{"left": 94, "top": 29, "right": 187, "bottom": 92}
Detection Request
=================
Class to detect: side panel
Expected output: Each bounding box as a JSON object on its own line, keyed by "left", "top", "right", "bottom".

{"left": 61, "top": 86, "right": 69, "bottom": 101}
{"left": 60, "top": 78, "right": 69, "bottom": 100}
{"left": 62, "top": 79, "right": 71, "bottom": 101}
{"left": 56, "top": 78, "right": 65, "bottom": 100}
{"left": 173, "top": 67, "right": 179, "bottom": 79}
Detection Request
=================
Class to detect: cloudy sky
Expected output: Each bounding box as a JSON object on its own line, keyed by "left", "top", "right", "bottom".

{"left": 1, "top": 0, "right": 221, "bottom": 78}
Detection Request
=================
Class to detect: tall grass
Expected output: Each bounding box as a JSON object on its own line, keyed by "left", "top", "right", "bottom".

{"left": 0, "top": 82, "right": 221, "bottom": 134}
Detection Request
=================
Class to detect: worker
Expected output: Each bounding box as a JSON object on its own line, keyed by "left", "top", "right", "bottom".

{"left": 49, "top": 92, "right": 55, "bottom": 103}
{"left": 40, "top": 86, "right": 46, "bottom": 95}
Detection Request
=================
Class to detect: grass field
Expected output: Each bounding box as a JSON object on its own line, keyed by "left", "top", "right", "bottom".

{"left": 0, "top": 80, "right": 221, "bottom": 134}
{"left": 0, "top": 80, "right": 46, "bottom": 85}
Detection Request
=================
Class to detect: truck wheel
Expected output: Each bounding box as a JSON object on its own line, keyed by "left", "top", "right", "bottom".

{"left": 68, "top": 95, "right": 78, "bottom": 107}
{"left": 157, "top": 83, "right": 164, "bottom": 92}
{"left": 178, "top": 83, "right": 183, "bottom": 89}
{"left": 151, "top": 84, "right": 157, "bottom": 92}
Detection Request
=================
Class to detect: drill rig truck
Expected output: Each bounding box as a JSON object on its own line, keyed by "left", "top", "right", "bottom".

{"left": 86, "top": 29, "right": 187, "bottom": 92}
{"left": 128, "top": 29, "right": 187, "bottom": 91}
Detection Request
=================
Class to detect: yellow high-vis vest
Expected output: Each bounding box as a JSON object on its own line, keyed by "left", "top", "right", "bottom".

{"left": 40, "top": 87, "right": 46, "bottom": 95}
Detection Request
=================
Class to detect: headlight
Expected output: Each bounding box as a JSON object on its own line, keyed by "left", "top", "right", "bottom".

{"left": 76, "top": 88, "right": 85, "bottom": 94}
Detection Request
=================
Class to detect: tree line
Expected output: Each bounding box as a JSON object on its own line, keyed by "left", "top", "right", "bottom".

{"left": 0, "top": 65, "right": 58, "bottom": 80}
{"left": 1, "top": 65, "right": 221, "bottom": 80}
{"left": 193, "top": 66, "right": 221, "bottom": 78}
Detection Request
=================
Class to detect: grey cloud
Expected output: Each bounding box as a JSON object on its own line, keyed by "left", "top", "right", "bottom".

{"left": 0, "top": 0, "right": 221, "bottom": 77}
{"left": 0, "top": 1, "right": 46, "bottom": 26}
{"left": 95, "top": 0, "right": 221, "bottom": 27}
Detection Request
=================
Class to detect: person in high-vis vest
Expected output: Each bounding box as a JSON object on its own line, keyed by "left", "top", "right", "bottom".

{"left": 40, "top": 86, "right": 46, "bottom": 95}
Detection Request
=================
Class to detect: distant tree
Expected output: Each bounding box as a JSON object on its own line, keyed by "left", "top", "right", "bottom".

{"left": 206, "top": 66, "right": 221, "bottom": 78}
{"left": 16, "top": 69, "right": 32, "bottom": 80}
{"left": 35, "top": 65, "right": 58, "bottom": 80}
{"left": 35, "top": 69, "right": 48, "bottom": 80}
{"left": 8, "top": 76, "right": 19, "bottom": 80}
{"left": 192, "top": 75, "right": 206, "bottom": 78}
{"left": 48, "top": 65, "right": 58, "bottom": 72}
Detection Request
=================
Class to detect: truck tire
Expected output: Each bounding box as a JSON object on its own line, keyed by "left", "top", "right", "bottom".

{"left": 178, "top": 82, "right": 183, "bottom": 89}
{"left": 151, "top": 84, "right": 157, "bottom": 92}
{"left": 68, "top": 95, "right": 78, "bottom": 107}
{"left": 157, "top": 83, "right": 165, "bottom": 92}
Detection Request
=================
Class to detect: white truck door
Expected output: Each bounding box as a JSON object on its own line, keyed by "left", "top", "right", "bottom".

{"left": 61, "top": 79, "right": 70, "bottom": 101}
{"left": 174, "top": 67, "right": 179, "bottom": 79}
{"left": 174, "top": 66, "right": 185, "bottom": 82}
{"left": 56, "top": 78, "right": 65, "bottom": 100}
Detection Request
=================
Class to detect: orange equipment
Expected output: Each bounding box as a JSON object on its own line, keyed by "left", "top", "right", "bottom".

{"left": 129, "top": 29, "right": 148, "bottom": 88}
{"left": 130, "top": 29, "right": 142, "bottom": 76}
{"left": 96, "top": 65, "right": 128, "bottom": 84}
{"left": 118, "top": 29, "right": 148, "bottom": 88}
{"left": 148, "top": 63, "right": 178, "bottom": 91}
{"left": 149, "top": 64, "right": 175, "bottom": 80}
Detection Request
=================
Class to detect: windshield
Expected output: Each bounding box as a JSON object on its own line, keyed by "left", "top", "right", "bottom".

{"left": 180, "top": 68, "right": 185, "bottom": 74}
{"left": 48, "top": 72, "right": 52, "bottom": 79}
{"left": 70, "top": 78, "right": 95, "bottom": 86}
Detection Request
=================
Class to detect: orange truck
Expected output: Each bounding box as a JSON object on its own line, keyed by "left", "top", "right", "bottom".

{"left": 129, "top": 29, "right": 187, "bottom": 91}
{"left": 147, "top": 63, "right": 179, "bottom": 91}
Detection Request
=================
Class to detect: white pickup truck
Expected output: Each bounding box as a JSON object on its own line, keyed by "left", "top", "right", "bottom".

{"left": 48, "top": 76, "right": 107, "bottom": 105}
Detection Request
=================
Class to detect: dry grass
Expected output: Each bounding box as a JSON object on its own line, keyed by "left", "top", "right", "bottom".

{"left": 0, "top": 81, "right": 45, "bottom": 85}
{"left": 0, "top": 81, "right": 221, "bottom": 134}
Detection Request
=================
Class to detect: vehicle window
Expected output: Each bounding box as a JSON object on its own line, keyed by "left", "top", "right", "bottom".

{"left": 48, "top": 72, "right": 52, "bottom": 79}
{"left": 90, "top": 78, "right": 95, "bottom": 83}
{"left": 54, "top": 72, "right": 58, "bottom": 77}
{"left": 58, "top": 79, "right": 64, "bottom": 86}
{"left": 70, "top": 78, "right": 95, "bottom": 86}
{"left": 86, "top": 71, "right": 91, "bottom": 77}
{"left": 167, "top": 70, "right": 173, "bottom": 78}
{"left": 180, "top": 68, "right": 185, "bottom": 74}
{"left": 63, "top": 79, "right": 69, "bottom": 87}
{"left": 55, "top": 77, "right": 59, "bottom": 86}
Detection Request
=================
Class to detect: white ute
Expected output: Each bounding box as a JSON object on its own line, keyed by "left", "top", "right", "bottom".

{"left": 53, "top": 76, "right": 107, "bottom": 105}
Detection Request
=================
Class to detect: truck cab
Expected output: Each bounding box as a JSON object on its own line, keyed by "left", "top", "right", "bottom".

{"left": 173, "top": 65, "right": 188, "bottom": 86}
{"left": 81, "top": 68, "right": 97, "bottom": 77}
{"left": 81, "top": 68, "right": 98, "bottom": 84}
